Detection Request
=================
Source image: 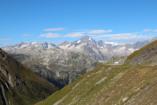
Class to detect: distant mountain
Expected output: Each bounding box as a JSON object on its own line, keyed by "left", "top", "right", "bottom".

{"left": 59, "top": 36, "right": 106, "bottom": 61}
{"left": 3, "top": 36, "right": 148, "bottom": 88}
{"left": 59, "top": 36, "right": 148, "bottom": 59}
{"left": 35, "top": 40, "right": 157, "bottom": 105}
{"left": 0, "top": 48, "right": 58, "bottom": 105}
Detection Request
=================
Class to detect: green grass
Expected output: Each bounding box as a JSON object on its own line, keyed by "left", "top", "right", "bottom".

{"left": 35, "top": 63, "right": 157, "bottom": 105}
{"left": 35, "top": 64, "right": 131, "bottom": 105}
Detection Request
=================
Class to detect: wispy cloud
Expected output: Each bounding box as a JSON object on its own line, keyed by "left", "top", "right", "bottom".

{"left": 64, "top": 29, "right": 112, "bottom": 38}
{"left": 144, "top": 29, "right": 157, "bottom": 33}
{"left": 89, "top": 29, "right": 112, "bottom": 35}
{"left": 99, "top": 32, "right": 155, "bottom": 43}
{"left": 65, "top": 32, "right": 85, "bottom": 38}
{"left": 40, "top": 33, "right": 61, "bottom": 38}
{"left": 110, "top": 33, "right": 137, "bottom": 40}
{"left": 40, "top": 28, "right": 113, "bottom": 38}
{"left": 43, "top": 28, "right": 64, "bottom": 32}
{"left": 38, "top": 28, "right": 156, "bottom": 43}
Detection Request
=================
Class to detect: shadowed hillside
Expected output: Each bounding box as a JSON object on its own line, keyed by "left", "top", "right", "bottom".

{"left": 0, "top": 48, "right": 58, "bottom": 105}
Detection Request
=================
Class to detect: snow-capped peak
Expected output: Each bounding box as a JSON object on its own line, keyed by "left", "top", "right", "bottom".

{"left": 77, "top": 40, "right": 81, "bottom": 44}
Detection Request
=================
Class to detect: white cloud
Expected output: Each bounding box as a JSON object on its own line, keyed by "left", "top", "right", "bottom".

{"left": 40, "top": 33, "right": 61, "bottom": 38}
{"left": 64, "top": 29, "right": 112, "bottom": 38}
{"left": 111, "top": 33, "right": 137, "bottom": 40}
{"left": 39, "top": 28, "right": 156, "bottom": 43}
{"left": 92, "top": 33, "right": 138, "bottom": 41}
{"left": 65, "top": 32, "right": 85, "bottom": 38}
{"left": 89, "top": 29, "right": 112, "bottom": 35}
{"left": 144, "top": 29, "right": 157, "bottom": 33}
{"left": 44, "top": 28, "right": 64, "bottom": 32}
{"left": 92, "top": 31, "right": 155, "bottom": 43}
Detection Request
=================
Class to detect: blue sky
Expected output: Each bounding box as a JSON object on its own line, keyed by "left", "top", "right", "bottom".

{"left": 0, "top": 0, "right": 157, "bottom": 46}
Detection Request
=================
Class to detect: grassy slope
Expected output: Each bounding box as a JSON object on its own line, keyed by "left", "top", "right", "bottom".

{"left": 35, "top": 64, "right": 157, "bottom": 105}
{"left": 126, "top": 40, "right": 157, "bottom": 65}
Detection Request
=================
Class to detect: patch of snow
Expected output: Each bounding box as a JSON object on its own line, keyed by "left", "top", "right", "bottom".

{"left": 77, "top": 40, "right": 81, "bottom": 43}
{"left": 89, "top": 37, "right": 92, "bottom": 41}
{"left": 31, "top": 42, "right": 38, "bottom": 45}
{"left": 114, "top": 61, "right": 119, "bottom": 65}
{"left": 20, "top": 44, "right": 29, "bottom": 48}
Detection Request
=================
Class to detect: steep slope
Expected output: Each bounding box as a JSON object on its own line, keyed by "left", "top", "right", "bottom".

{"left": 126, "top": 40, "right": 157, "bottom": 65}
{"left": 35, "top": 40, "right": 157, "bottom": 105}
{"left": 0, "top": 48, "right": 58, "bottom": 105}
{"left": 36, "top": 64, "right": 157, "bottom": 105}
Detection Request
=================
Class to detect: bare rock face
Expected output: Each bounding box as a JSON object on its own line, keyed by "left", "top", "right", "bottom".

{"left": 0, "top": 48, "right": 58, "bottom": 105}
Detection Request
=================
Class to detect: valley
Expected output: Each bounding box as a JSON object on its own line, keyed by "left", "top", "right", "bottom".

{"left": 0, "top": 36, "right": 156, "bottom": 105}
{"left": 2, "top": 36, "right": 147, "bottom": 88}
{"left": 1, "top": 1, "right": 156, "bottom": 105}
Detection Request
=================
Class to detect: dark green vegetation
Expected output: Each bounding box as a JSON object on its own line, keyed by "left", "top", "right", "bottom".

{"left": 0, "top": 48, "right": 58, "bottom": 105}
{"left": 36, "top": 40, "right": 157, "bottom": 105}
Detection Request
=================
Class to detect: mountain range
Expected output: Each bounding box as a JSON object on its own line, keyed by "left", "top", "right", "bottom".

{"left": 0, "top": 36, "right": 156, "bottom": 105}
{"left": 3, "top": 36, "right": 149, "bottom": 88}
